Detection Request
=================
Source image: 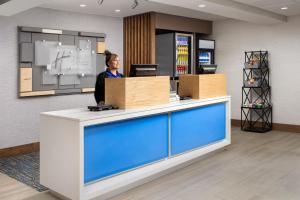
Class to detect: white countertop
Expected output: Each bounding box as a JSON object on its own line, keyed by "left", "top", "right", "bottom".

{"left": 41, "top": 96, "right": 230, "bottom": 123}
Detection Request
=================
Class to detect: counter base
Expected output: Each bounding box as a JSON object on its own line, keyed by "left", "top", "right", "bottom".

{"left": 40, "top": 96, "right": 231, "bottom": 200}
{"left": 85, "top": 139, "right": 230, "bottom": 200}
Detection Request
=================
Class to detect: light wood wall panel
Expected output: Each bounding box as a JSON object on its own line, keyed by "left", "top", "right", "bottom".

{"left": 81, "top": 88, "right": 95, "bottom": 93}
{"left": 123, "top": 13, "right": 156, "bottom": 76}
{"left": 20, "top": 68, "right": 32, "bottom": 92}
{"left": 20, "top": 90, "right": 55, "bottom": 97}
{"left": 97, "top": 42, "right": 106, "bottom": 54}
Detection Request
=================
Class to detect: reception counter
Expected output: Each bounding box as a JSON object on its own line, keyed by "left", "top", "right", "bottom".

{"left": 40, "top": 96, "right": 231, "bottom": 200}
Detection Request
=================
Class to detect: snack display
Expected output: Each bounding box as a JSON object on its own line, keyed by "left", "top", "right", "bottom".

{"left": 241, "top": 51, "right": 272, "bottom": 133}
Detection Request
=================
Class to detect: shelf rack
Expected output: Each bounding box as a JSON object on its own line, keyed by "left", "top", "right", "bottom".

{"left": 241, "top": 51, "right": 272, "bottom": 133}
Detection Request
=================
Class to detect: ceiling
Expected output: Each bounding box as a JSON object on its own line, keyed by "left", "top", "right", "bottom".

{"left": 39, "top": 0, "right": 224, "bottom": 21}
{"left": 149, "top": 0, "right": 288, "bottom": 24}
{"left": 234, "top": 0, "right": 300, "bottom": 16}
{"left": 0, "top": 0, "right": 48, "bottom": 16}
{"left": 1, "top": 0, "right": 300, "bottom": 24}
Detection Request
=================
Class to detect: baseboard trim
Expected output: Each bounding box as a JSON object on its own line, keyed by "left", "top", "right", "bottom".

{"left": 273, "top": 123, "right": 300, "bottom": 133}
{"left": 231, "top": 119, "right": 300, "bottom": 133}
{"left": 0, "top": 142, "right": 39, "bottom": 158}
{"left": 231, "top": 119, "right": 241, "bottom": 127}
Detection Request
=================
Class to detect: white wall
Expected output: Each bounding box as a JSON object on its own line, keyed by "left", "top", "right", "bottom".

{"left": 0, "top": 8, "right": 123, "bottom": 149}
{"left": 213, "top": 16, "right": 300, "bottom": 125}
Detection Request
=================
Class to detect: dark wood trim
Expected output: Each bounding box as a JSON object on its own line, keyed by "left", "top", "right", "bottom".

{"left": 231, "top": 119, "right": 300, "bottom": 133}
{"left": 273, "top": 123, "right": 300, "bottom": 133}
{"left": 153, "top": 12, "right": 212, "bottom": 34}
{"left": 231, "top": 119, "right": 241, "bottom": 127}
{"left": 0, "top": 142, "right": 39, "bottom": 158}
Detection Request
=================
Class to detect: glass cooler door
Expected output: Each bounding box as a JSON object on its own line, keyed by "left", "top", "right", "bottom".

{"left": 175, "top": 33, "right": 193, "bottom": 77}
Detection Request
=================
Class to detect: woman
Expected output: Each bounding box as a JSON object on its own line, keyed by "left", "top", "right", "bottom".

{"left": 94, "top": 50, "right": 124, "bottom": 104}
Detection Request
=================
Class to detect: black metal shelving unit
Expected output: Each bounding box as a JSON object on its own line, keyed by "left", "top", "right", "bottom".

{"left": 241, "top": 51, "right": 272, "bottom": 133}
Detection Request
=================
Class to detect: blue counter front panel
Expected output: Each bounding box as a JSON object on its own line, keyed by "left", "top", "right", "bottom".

{"left": 171, "top": 103, "right": 226, "bottom": 156}
{"left": 84, "top": 114, "right": 169, "bottom": 183}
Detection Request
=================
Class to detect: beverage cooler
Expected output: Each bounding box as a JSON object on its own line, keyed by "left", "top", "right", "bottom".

{"left": 196, "top": 39, "right": 217, "bottom": 74}
{"left": 175, "top": 33, "right": 193, "bottom": 76}
{"left": 156, "top": 32, "right": 194, "bottom": 78}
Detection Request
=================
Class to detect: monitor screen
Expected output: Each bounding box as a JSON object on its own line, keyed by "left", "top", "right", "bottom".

{"left": 130, "top": 64, "right": 158, "bottom": 77}
{"left": 199, "top": 52, "right": 211, "bottom": 65}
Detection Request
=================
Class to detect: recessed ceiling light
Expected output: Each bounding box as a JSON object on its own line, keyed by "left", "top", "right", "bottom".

{"left": 281, "top": 6, "right": 288, "bottom": 10}
{"left": 198, "top": 4, "right": 206, "bottom": 8}
{"left": 115, "top": 9, "right": 121, "bottom": 13}
{"left": 80, "top": 4, "right": 87, "bottom": 8}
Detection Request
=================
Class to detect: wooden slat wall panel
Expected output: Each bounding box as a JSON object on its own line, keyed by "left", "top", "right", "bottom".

{"left": 150, "top": 13, "right": 156, "bottom": 64}
{"left": 123, "top": 13, "right": 155, "bottom": 76}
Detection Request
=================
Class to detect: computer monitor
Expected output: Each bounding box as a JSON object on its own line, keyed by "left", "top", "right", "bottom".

{"left": 196, "top": 64, "right": 218, "bottom": 74}
{"left": 129, "top": 64, "right": 158, "bottom": 77}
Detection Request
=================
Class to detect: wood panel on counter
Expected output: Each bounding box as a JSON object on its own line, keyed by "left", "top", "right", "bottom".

{"left": 123, "top": 13, "right": 156, "bottom": 76}
{"left": 179, "top": 74, "right": 227, "bottom": 100}
{"left": 105, "top": 76, "right": 170, "bottom": 109}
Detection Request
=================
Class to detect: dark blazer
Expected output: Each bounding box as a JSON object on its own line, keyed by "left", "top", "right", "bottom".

{"left": 94, "top": 70, "right": 124, "bottom": 104}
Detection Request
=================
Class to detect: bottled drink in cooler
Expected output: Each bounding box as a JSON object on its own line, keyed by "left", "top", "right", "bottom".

{"left": 176, "top": 34, "right": 192, "bottom": 76}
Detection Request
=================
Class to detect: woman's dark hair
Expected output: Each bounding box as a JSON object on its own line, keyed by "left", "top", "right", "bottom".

{"left": 104, "top": 50, "right": 118, "bottom": 67}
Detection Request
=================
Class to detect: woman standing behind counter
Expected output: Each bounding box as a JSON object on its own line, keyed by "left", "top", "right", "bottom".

{"left": 94, "top": 50, "right": 124, "bottom": 104}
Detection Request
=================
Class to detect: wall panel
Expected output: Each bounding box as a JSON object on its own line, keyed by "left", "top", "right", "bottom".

{"left": 123, "top": 13, "right": 156, "bottom": 76}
